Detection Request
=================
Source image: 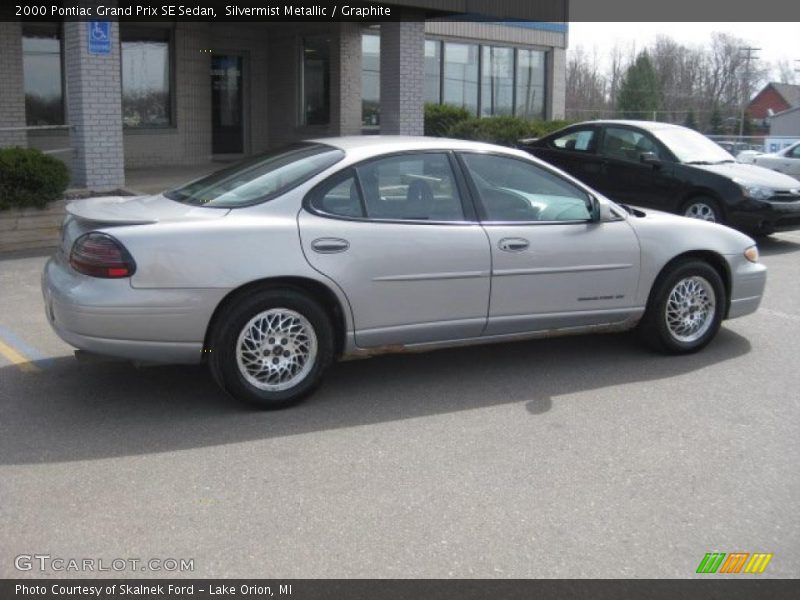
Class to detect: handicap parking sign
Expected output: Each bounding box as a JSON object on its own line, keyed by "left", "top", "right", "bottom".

{"left": 87, "top": 21, "right": 111, "bottom": 55}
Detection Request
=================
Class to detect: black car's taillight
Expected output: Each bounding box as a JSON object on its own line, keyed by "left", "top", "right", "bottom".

{"left": 69, "top": 232, "right": 136, "bottom": 278}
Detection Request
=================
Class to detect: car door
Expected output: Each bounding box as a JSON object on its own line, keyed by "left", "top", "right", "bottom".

{"left": 771, "top": 143, "right": 800, "bottom": 177}
{"left": 597, "top": 125, "right": 681, "bottom": 210}
{"left": 527, "top": 125, "right": 605, "bottom": 190}
{"left": 456, "top": 152, "right": 641, "bottom": 336}
{"left": 298, "top": 151, "right": 491, "bottom": 348}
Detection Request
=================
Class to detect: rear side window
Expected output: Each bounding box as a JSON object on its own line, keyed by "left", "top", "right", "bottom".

{"left": 550, "top": 128, "right": 596, "bottom": 153}
{"left": 308, "top": 152, "right": 466, "bottom": 222}
{"left": 308, "top": 169, "right": 365, "bottom": 218}
{"left": 164, "top": 143, "right": 344, "bottom": 207}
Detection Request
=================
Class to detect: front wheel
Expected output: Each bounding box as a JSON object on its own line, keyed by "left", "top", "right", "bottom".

{"left": 682, "top": 197, "right": 722, "bottom": 224}
{"left": 209, "top": 289, "right": 334, "bottom": 408}
{"left": 638, "top": 260, "right": 725, "bottom": 354}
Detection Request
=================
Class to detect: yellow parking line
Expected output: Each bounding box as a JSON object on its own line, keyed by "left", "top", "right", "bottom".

{"left": 0, "top": 339, "right": 40, "bottom": 373}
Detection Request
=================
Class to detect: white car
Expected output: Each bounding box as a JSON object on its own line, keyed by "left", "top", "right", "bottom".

{"left": 753, "top": 141, "right": 800, "bottom": 178}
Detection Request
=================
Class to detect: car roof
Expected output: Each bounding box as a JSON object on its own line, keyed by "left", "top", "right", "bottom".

{"left": 308, "top": 135, "right": 527, "bottom": 157}
{"left": 573, "top": 120, "right": 687, "bottom": 132}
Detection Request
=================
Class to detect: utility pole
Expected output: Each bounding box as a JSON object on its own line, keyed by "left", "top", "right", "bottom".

{"left": 739, "top": 47, "right": 760, "bottom": 138}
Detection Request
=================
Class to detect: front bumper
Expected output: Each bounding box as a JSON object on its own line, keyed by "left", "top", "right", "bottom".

{"left": 726, "top": 254, "right": 767, "bottom": 319}
{"left": 42, "top": 255, "right": 227, "bottom": 364}
{"left": 729, "top": 197, "right": 800, "bottom": 234}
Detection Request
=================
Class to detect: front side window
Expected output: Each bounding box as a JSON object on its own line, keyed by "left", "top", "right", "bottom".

{"left": 121, "top": 28, "right": 172, "bottom": 128}
{"left": 443, "top": 43, "right": 479, "bottom": 115}
{"left": 787, "top": 143, "right": 800, "bottom": 159}
{"left": 550, "top": 128, "right": 597, "bottom": 153}
{"left": 461, "top": 153, "right": 591, "bottom": 222}
{"left": 601, "top": 127, "right": 662, "bottom": 162}
{"left": 22, "top": 26, "right": 64, "bottom": 126}
{"left": 301, "top": 36, "right": 330, "bottom": 126}
{"left": 165, "top": 143, "right": 344, "bottom": 207}
{"left": 361, "top": 33, "right": 380, "bottom": 127}
{"left": 516, "top": 48, "right": 546, "bottom": 119}
{"left": 480, "top": 46, "right": 514, "bottom": 117}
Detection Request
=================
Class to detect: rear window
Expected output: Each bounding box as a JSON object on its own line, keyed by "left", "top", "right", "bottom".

{"left": 164, "top": 143, "right": 344, "bottom": 207}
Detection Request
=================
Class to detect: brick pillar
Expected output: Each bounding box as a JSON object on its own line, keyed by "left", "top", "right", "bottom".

{"left": 546, "top": 48, "right": 566, "bottom": 120}
{"left": 64, "top": 18, "right": 125, "bottom": 190}
{"left": 379, "top": 18, "right": 424, "bottom": 136}
{"left": 0, "top": 21, "right": 27, "bottom": 148}
{"left": 330, "top": 22, "right": 363, "bottom": 136}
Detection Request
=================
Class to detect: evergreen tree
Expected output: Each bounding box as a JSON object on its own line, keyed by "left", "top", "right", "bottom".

{"left": 709, "top": 107, "right": 723, "bottom": 134}
{"left": 742, "top": 109, "right": 754, "bottom": 136}
{"left": 616, "top": 52, "right": 660, "bottom": 120}
{"left": 684, "top": 110, "right": 698, "bottom": 130}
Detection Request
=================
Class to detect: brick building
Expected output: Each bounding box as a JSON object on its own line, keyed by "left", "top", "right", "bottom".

{"left": 0, "top": 1, "right": 568, "bottom": 191}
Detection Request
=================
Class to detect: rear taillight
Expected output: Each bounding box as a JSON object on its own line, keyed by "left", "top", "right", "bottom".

{"left": 69, "top": 232, "right": 136, "bottom": 278}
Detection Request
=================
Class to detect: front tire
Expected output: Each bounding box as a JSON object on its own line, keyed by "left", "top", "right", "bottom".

{"left": 682, "top": 196, "right": 722, "bottom": 224}
{"left": 638, "top": 260, "right": 725, "bottom": 354}
{"left": 209, "top": 289, "right": 334, "bottom": 408}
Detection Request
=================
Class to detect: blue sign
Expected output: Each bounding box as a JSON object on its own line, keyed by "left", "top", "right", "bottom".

{"left": 87, "top": 21, "right": 111, "bottom": 55}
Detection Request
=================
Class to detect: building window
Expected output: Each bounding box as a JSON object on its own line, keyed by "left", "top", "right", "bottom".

{"left": 362, "top": 33, "right": 380, "bottom": 127}
{"left": 443, "top": 42, "right": 479, "bottom": 115}
{"left": 480, "top": 46, "right": 514, "bottom": 117}
{"left": 424, "top": 39, "right": 441, "bottom": 104}
{"left": 301, "top": 36, "right": 331, "bottom": 126}
{"left": 22, "top": 25, "right": 64, "bottom": 126}
{"left": 121, "top": 28, "right": 172, "bottom": 128}
{"left": 516, "top": 48, "right": 546, "bottom": 120}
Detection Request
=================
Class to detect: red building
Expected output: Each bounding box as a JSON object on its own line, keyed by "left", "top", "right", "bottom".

{"left": 748, "top": 83, "right": 800, "bottom": 122}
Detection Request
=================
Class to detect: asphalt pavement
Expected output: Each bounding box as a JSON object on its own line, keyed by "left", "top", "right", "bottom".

{"left": 1, "top": 234, "right": 798, "bottom": 578}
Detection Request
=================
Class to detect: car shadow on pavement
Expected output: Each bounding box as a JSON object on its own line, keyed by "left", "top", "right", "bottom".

{"left": 0, "top": 329, "right": 751, "bottom": 465}
{"left": 757, "top": 235, "right": 800, "bottom": 257}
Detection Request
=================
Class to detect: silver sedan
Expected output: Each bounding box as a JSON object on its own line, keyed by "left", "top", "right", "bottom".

{"left": 43, "top": 137, "right": 767, "bottom": 407}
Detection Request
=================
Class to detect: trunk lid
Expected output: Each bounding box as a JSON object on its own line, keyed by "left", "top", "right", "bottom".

{"left": 60, "top": 194, "right": 229, "bottom": 256}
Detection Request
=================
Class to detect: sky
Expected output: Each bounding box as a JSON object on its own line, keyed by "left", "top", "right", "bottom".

{"left": 567, "top": 22, "right": 799, "bottom": 79}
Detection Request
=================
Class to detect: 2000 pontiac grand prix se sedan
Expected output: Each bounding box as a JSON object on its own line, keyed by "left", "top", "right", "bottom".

{"left": 43, "top": 137, "right": 766, "bottom": 408}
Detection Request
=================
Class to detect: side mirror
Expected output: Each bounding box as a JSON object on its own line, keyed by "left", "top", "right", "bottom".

{"left": 640, "top": 152, "right": 661, "bottom": 166}
{"left": 586, "top": 195, "right": 601, "bottom": 223}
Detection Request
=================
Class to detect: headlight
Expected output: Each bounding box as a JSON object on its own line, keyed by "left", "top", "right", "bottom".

{"left": 734, "top": 179, "right": 774, "bottom": 200}
{"left": 744, "top": 245, "right": 759, "bottom": 263}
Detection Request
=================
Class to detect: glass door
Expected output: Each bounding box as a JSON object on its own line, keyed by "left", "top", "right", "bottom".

{"left": 211, "top": 55, "right": 243, "bottom": 154}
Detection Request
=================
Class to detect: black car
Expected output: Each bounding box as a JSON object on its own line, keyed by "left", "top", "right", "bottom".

{"left": 520, "top": 120, "right": 800, "bottom": 234}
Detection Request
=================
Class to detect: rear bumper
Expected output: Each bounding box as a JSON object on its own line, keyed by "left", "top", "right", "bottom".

{"left": 42, "top": 256, "right": 226, "bottom": 364}
{"left": 726, "top": 255, "right": 767, "bottom": 319}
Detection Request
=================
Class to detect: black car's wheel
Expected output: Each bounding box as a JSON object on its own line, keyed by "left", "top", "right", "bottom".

{"left": 681, "top": 196, "right": 722, "bottom": 224}
{"left": 209, "top": 288, "right": 334, "bottom": 408}
{"left": 638, "top": 260, "right": 725, "bottom": 354}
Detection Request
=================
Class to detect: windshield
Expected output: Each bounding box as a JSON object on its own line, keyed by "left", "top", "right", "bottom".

{"left": 164, "top": 143, "right": 345, "bottom": 207}
{"left": 650, "top": 128, "right": 735, "bottom": 164}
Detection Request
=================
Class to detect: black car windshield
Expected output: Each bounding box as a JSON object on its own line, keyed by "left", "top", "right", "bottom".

{"left": 164, "top": 143, "right": 345, "bottom": 207}
{"left": 650, "top": 128, "right": 735, "bottom": 165}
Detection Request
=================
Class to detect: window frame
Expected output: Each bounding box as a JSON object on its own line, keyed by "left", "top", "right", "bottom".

{"left": 454, "top": 150, "right": 597, "bottom": 226}
{"left": 298, "top": 34, "right": 332, "bottom": 127}
{"left": 304, "top": 150, "right": 478, "bottom": 225}
{"left": 120, "top": 24, "right": 176, "bottom": 130}
{"left": 22, "top": 23, "right": 66, "bottom": 127}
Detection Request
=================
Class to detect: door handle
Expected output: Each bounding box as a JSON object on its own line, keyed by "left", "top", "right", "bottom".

{"left": 311, "top": 238, "right": 349, "bottom": 254}
{"left": 498, "top": 238, "right": 529, "bottom": 252}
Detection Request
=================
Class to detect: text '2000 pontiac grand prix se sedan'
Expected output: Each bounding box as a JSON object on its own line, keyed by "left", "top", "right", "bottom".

{"left": 43, "top": 137, "right": 767, "bottom": 407}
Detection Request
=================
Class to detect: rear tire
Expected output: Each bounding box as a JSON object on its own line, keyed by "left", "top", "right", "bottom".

{"left": 681, "top": 196, "right": 722, "bottom": 224}
{"left": 638, "top": 260, "right": 725, "bottom": 354}
{"left": 209, "top": 288, "right": 334, "bottom": 408}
